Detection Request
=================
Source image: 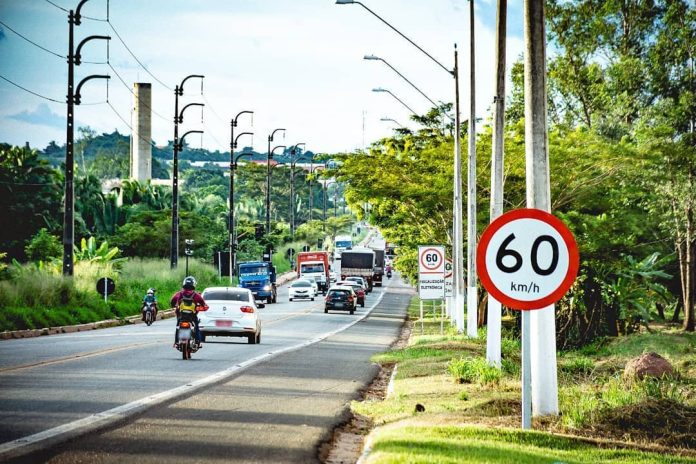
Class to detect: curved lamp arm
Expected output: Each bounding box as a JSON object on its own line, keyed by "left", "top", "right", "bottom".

{"left": 75, "top": 74, "right": 110, "bottom": 105}
{"left": 178, "top": 102, "right": 204, "bottom": 123}
{"left": 232, "top": 110, "right": 253, "bottom": 127}
{"left": 177, "top": 75, "right": 205, "bottom": 96}
{"left": 176, "top": 130, "right": 203, "bottom": 151}
{"left": 75, "top": 35, "right": 110, "bottom": 65}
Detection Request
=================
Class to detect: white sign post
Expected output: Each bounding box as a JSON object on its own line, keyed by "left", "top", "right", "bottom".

{"left": 477, "top": 209, "right": 579, "bottom": 430}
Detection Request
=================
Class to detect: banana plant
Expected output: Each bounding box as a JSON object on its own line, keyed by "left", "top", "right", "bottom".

{"left": 73, "top": 237, "right": 127, "bottom": 268}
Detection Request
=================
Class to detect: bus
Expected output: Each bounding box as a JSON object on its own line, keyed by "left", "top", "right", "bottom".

{"left": 334, "top": 235, "right": 353, "bottom": 260}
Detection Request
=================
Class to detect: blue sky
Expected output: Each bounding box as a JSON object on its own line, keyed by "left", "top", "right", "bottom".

{"left": 0, "top": 0, "right": 525, "bottom": 154}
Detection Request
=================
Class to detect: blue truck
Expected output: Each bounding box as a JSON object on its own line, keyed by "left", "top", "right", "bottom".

{"left": 238, "top": 261, "right": 277, "bottom": 304}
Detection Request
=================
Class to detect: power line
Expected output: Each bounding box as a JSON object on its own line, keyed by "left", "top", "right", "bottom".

{"left": 44, "top": 0, "right": 107, "bottom": 21}
{"left": 0, "top": 18, "right": 106, "bottom": 64}
{"left": 0, "top": 74, "right": 64, "bottom": 103}
{"left": 107, "top": 63, "right": 170, "bottom": 122}
{"left": 106, "top": 100, "right": 173, "bottom": 159}
{"left": 0, "top": 19, "right": 64, "bottom": 58}
{"left": 107, "top": 20, "right": 172, "bottom": 91}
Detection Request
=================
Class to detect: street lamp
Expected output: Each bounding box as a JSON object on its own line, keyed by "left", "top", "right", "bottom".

{"left": 171, "top": 74, "right": 205, "bottom": 270}
{"left": 289, "top": 142, "right": 306, "bottom": 236}
{"left": 229, "top": 110, "right": 253, "bottom": 283}
{"left": 267, "top": 129, "right": 286, "bottom": 235}
{"left": 364, "top": 54, "right": 447, "bottom": 115}
{"left": 321, "top": 180, "right": 337, "bottom": 231}
{"left": 62, "top": 0, "right": 111, "bottom": 276}
{"left": 380, "top": 117, "right": 404, "bottom": 128}
{"left": 337, "top": 0, "right": 465, "bottom": 335}
{"left": 372, "top": 87, "right": 418, "bottom": 116}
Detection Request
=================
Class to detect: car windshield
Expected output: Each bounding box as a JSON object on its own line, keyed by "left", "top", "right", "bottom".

{"left": 202, "top": 290, "right": 250, "bottom": 302}
{"left": 301, "top": 264, "right": 324, "bottom": 273}
{"left": 329, "top": 290, "right": 350, "bottom": 298}
{"left": 239, "top": 266, "right": 267, "bottom": 275}
{"left": 293, "top": 281, "right": 311, "bottom": 287}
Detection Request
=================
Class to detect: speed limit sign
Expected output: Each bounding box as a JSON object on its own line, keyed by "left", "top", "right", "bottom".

{"left": 477, "top": 209, "right": 579, "bottom": 310}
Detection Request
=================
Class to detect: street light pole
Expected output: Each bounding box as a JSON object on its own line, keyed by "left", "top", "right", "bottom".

{"left": 372, "top": 88, "right": 418, "bottom": 116}
{"left": 171, "top": 74, "right": 204, "bottom": 270}
{"left": 229, "top": 110, "right": 253, "bottom": 283}
{"left": 308, "top": 155, "right": 325, "bottom": 222}
{"left": 380, "top": 117, "right": 404, "bottom": 128}
{"left": 266, "top": 129, "right": 286, "bottom": 235}
{"left": 337, "top": 0, "right": 464, "bottom": 334}
{"left": 467, "top": 0, "right": 478, "bottom": 338}
{"left": 63, "top": 0, "right": 110, "bottom": 276}
{"left": 290, "top": 143, "right": 306, "bottom": 237}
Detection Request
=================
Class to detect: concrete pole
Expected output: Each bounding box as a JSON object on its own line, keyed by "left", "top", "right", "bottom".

{"left": 454, "top": 46, "right": 465, "bottom": 334}
{"left": 486, "top": 0, "right": 507, "bottom": 367}
{"left": 130, "top": 83, "right": 152, "bottom": 181}
{"left": 524, "top": 0, "right": 559, "bottom": 416}
{"left": 466, "top": 0, "right": 478, "bottom": 338}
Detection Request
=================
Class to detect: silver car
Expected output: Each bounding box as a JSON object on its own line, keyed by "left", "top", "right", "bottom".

{"left": 198, "top": 287, "right": 263, "bottom": 344}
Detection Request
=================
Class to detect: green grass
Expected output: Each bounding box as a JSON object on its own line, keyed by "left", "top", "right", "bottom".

{"left": 364, "top": 425, "right": 696, "bottom": 464}
{"left": 354, "top": 296, "right": 696, "bottom": 462}
{"left": 0, "top": 258, "right": 229, "bottom": 331}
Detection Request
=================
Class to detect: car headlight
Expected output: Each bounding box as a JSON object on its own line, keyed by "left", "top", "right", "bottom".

{"left": 263, "top": 284, "right": 272, "bottom": 291}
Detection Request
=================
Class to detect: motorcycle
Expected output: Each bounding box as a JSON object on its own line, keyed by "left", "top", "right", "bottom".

{"left": 176, "top": 316, "right": 200, "bottom": 360}
{"left": 142, "top": 301, "right": 157, "bottom": 326}
{"left": 387, "top": 270, "right": 392, "bottom": 279}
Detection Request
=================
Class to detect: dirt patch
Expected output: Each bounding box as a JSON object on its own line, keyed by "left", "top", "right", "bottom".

{"left": 590, "top": 399, "right": 696, "bottom": 449}
{"left": 319, "top": 320, "right": 412, "bottom": 464}
{"left": 468, "top": 398, "right": 522, "bottom": 417}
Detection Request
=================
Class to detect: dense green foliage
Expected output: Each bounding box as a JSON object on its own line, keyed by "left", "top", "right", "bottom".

{"left": 334, "top": 0, "right": 695, "bottom": 342}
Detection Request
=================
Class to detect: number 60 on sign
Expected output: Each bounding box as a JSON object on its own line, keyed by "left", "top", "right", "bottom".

{"left": 476, "top": 209, "right": 579, "bottom": 310}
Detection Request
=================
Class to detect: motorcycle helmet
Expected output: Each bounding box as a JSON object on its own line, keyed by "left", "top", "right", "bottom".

{"left": 182, "top": 276, "right": 197, "bottom": 290}
{"left": 147, "top": 288, "right": 155, "bottom": 295}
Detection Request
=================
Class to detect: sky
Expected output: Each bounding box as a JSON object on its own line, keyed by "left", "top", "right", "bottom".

{"left": 0, "top": 0, "right": 525, "bottom": 155}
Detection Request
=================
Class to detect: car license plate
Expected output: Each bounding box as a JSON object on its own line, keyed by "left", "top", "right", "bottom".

{"left": 216, "top": 320, "right": 232, "bottom": 327}
{"left": 334, "top": 303, "right": 344, "bottom": 309}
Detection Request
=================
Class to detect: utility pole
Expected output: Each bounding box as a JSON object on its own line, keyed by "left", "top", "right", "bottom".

{"left": 62, "top": 0, "right": 110, "bottom": 276}
{"left": 290, "top": 143, "right": 306, "bottom": 237}
{"left": 266, "top": 129, "right": 285, "bottom": 235}
{"left": 524, "top": 0, "right": 558, "bottom": 417}
{"left": 453, "top": 45, "right": 465, "bottom": 334}
{"left": 487, "top": 0, "right": 507, "bottom": 367}
{"left": 467, "top": 0, "right": 478, "bottom": 338}
{"left": 229, "top": 110, "right": 253, "bottom": 283}
{"left": 170, "top": 75, "right": 204, "bottom": 270}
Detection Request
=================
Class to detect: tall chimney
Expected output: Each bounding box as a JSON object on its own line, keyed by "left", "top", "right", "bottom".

{"left": 130, "top": 83, "right": 152, "bottom": 181}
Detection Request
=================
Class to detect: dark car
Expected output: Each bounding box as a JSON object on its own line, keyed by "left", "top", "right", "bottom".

{"left": 335, "top": 281, "right": 366, "bottom": 307}
{"left": 324, "top": 286, "right": 357, "bottom": 314}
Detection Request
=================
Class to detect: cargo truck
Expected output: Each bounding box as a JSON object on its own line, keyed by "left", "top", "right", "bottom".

{"left": 340, "top": 248, "right": 375, "bottom": 291}
{"left": 238, "top": 261, "right": 277, "bottom": 304}
{"left": 296, "top": 251, "right": 330, "bottom": 294}
{"left": 372, "top": 249, "right": 385, "bottom": 287}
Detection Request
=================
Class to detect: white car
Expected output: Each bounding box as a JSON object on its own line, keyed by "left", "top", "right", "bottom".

{"left": 345, "top": 276, "right": 370, "bottom": 294}
{"left": 198, "top": 287, "right": 263, "bottom": 344}
{"left": 289, "top": 279, "right": 317, "bottom": 301}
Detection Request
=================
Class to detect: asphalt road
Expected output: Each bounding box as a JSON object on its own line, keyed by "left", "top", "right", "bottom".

{"left": 0, "top": 274, "right": 412, "bottom": 463}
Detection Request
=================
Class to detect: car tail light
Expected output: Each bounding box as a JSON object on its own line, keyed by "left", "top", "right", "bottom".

{"left": 347, "top": 295, "right": 354, "bottom": 302}
{"left": 240, "top": 306, "right": 255, "bottom": 313}
{"left": 180, "top": 322, "right": 190, "bottom": 328}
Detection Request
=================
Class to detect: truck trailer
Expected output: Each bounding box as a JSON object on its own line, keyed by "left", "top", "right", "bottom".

{"left": 340, "top": 248, "right": 375, "bottom": 291}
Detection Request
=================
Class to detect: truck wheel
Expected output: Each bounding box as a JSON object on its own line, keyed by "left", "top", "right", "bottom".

{"left": 350, "top": 308, "right": 355, "bottom": 315}
{"left": 311, "top": 297, "right": 315, "bottom": 301}
{"left": 267, "top": 296, "right": 273, "bottom": 304}
{"left": 272, "top": 293, "right": 277, "bottom": 303}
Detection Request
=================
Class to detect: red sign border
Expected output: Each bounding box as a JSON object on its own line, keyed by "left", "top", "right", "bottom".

{"left": 476, "top": 208, "right": 579, "bottom": 310}
{"left": 419, "top": 246, "right": 445, "bottom": 273}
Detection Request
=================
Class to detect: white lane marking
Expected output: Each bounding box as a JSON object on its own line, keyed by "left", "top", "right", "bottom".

{"left": 0, "top": 290, "right": 389, "bottom": 461}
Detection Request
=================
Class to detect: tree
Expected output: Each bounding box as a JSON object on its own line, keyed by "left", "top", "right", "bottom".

{"left": 24, "top": 228, "right": 62, "bottom": 262}
{"left": 0, "top": 145, "right": 61, "bottom": 259}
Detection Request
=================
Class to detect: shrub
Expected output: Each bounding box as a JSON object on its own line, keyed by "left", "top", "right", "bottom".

{"left": 25, "top": 228, "right": 62, "bottom": 262}
{"left": 448, "top": 357, "right": 504, "bottom": 385}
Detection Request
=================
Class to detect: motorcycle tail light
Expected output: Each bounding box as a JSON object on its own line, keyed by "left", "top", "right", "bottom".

{"left": 180, "top": 322, "right": 191, "bottom": 328}
{"left": 240, "top": 306, "right": 255, "bottom": 313}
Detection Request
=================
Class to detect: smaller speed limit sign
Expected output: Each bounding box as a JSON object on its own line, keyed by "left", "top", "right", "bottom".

{"left": 477, "top": 209, "right": 579, "bottom": 310}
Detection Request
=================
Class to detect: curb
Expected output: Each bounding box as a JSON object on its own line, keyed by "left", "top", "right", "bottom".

{"left": 0, "top": 272, "right": 298, "bottom": 341}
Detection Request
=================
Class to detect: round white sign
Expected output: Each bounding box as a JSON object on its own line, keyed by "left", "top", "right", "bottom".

{"left": 477, "top": 209, "right": 579, "bottom": 310}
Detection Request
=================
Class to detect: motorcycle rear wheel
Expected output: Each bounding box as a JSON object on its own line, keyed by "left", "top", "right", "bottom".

{"left": 182, "top": 343, "right": 190, "bottom": 360}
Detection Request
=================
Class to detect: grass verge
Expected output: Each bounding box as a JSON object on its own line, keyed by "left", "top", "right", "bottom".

{"left": 352, "top": 297, "right": 696, "bottom": 463}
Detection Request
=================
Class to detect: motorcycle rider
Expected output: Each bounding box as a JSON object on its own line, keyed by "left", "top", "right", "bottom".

{"left": 171, "top": 276, "right": 207, "bottom": 349}
{"left": 141, "top": 288, "right": 158, "bottom": 322}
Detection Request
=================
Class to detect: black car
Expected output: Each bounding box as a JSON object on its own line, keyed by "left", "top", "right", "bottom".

{"left": 324, "top": 286, "right": 357, "bottom": 314}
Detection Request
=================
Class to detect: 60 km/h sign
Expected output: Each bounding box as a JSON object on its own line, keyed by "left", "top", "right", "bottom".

{"left": 477, "top": 209, "right": 579, "bottom": 310}
{"left": 418, "top": 245, "right": 445, "bottom": 300}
